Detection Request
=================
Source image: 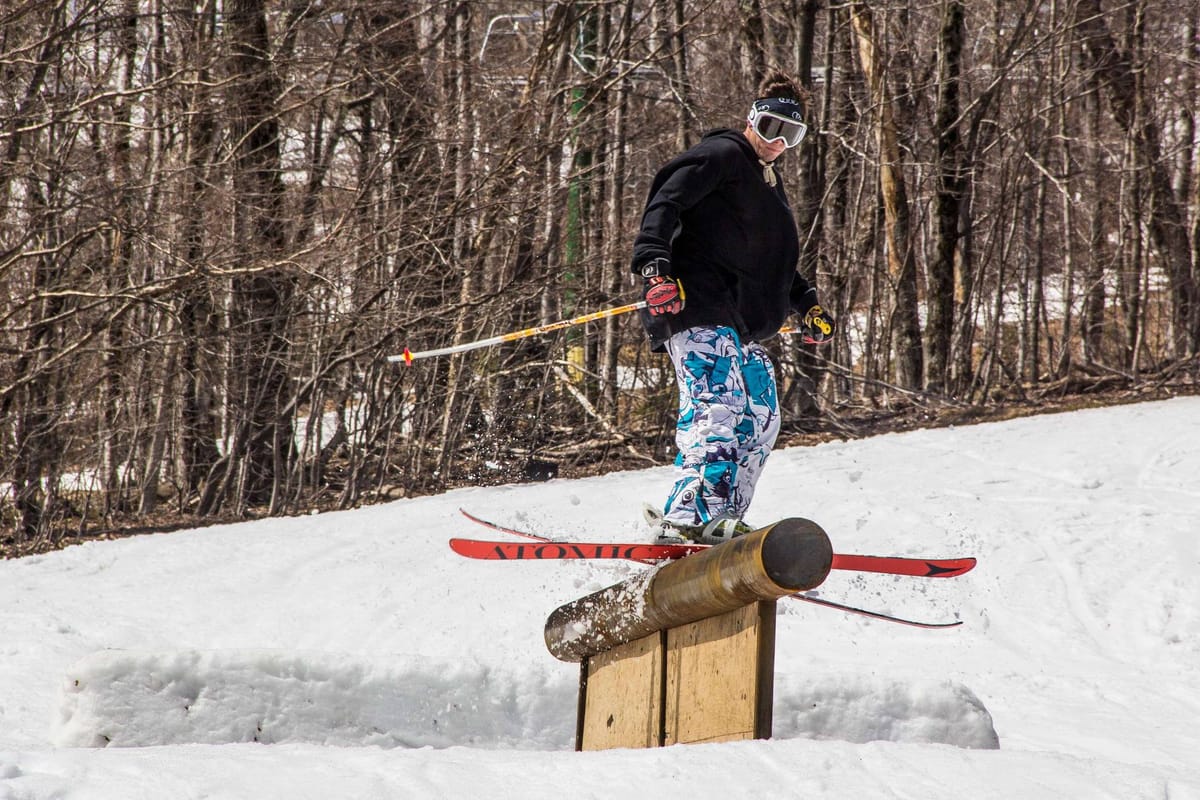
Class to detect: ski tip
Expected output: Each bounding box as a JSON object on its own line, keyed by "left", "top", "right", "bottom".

{"left": 927, "top": 557, "right": 977, "bottom": 577}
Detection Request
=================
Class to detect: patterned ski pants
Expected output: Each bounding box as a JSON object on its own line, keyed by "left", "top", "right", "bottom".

{"left": 661, "top": 326, "right": 781, "bottom": 527}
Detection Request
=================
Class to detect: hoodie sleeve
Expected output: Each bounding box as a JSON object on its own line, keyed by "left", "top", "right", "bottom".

{"left": 789, "top": 271, "right": 818, "bottom": 313}
{"left": 630, "top": 142, "right": 732, "bottom": 274}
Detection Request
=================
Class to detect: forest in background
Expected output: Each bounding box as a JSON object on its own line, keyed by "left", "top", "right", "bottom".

{"left": 2, "top": 0, "right": 1198, "bottom": 549}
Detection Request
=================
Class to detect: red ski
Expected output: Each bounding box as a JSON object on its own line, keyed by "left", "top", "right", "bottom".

{"left": 455, "top": 508, "right": 972, "bottom": 629}
{"left": 449, "top": 537, "right": 974, "bottom": 578}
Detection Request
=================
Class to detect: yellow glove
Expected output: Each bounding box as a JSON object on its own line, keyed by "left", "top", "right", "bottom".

{"left": 801, "top": 305, "right": 834, "bottom": 344}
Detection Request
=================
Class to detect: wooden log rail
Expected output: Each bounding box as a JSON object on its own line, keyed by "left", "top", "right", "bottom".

{"left": 544, "top": 518, "right": 833, "bottom": 662}
{"left": 542, "top": 518, "right": 834, "bottom": 750}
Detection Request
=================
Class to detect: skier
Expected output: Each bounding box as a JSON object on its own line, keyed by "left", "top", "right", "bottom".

{"left": 631, "top": 70, "right": 834, "bottom": 545}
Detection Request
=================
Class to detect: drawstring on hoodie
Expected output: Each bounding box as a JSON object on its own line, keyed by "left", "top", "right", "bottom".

{"left": 759, "top": 159, "right": 777, "bottom": 187}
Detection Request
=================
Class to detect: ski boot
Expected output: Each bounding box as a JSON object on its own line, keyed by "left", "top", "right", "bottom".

{"left": 647, "top": 503, "right": 755, "bottom": 546}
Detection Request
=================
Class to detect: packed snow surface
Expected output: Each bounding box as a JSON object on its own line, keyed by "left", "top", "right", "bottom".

{"left": 2, "top": 397, "right": 1198, "bottom": 799}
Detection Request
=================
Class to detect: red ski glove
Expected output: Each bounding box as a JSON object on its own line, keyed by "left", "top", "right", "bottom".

{"left": 643, "top": 275, "right": 685, "bottom": 316}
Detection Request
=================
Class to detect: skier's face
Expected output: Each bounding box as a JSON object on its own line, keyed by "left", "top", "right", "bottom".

{"left": 745, "top": 125, "right": 788, "bottom": 163}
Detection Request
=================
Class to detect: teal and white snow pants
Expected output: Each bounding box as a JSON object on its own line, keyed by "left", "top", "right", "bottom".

{"left": 661, "top": 326, "right": 781, "bottom": 527}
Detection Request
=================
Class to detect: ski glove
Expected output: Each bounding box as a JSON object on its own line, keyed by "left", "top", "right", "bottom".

{"left": 800, "top": 304, "right": 835, "bottom": 344}
{"left": 643, "top": 275, "right": 685, "bottom": 316}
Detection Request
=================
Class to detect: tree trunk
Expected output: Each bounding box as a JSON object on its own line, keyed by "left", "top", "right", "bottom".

{"left": 739, "top": 0, "right": 768, "bottom": 84}
{"left": 849, "top": 1, "right": 924, "bottom": 391}
{"left": 1081, "top": 85, "right": 1106, "bottom": 365}
{"left": 226, "top": 0, "right": 296, "bottom": 512}
{"left": 927, "top": 0, "right": 964, "bottom": 393}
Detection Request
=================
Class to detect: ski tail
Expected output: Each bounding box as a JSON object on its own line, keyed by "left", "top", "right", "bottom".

{"left": 459, "top": 508, "right": 550, "bottom": 541}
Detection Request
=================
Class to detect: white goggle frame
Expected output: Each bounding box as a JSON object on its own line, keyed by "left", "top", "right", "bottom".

{"left": 748, "top": 106, "right": 808, "bottom": 148}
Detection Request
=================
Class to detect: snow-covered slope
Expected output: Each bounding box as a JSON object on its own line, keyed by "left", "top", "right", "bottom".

{"left": 2, "top": 397, "right": 1198, "bottom": 799}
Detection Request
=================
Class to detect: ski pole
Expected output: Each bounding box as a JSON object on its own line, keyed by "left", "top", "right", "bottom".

{"left": 388, "top": 300, "right": 648, "bottom": 365}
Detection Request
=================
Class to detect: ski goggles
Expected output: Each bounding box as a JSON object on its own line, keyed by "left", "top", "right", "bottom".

{"left": 748, "top": 98, "right": 808, "bottom": 148}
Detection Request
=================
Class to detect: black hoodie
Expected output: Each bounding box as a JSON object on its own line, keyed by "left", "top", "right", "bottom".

{"left": 630, "top": 128, "right": 816, "bottom": 352}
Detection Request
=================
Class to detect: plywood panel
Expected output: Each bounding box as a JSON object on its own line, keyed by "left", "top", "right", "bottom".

{"left": 577, "top": 631, "right": 664, "bottom": 750}
{"left": 663, "top": 600, "right": 775, "bottom": 745}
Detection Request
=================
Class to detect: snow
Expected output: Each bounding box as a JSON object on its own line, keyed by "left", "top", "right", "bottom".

{"left": 2, "top": 396, "right": 1199, "bottom": 799}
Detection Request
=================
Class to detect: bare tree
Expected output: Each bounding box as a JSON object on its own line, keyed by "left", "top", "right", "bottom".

{"left": 849, "top": 0, "right": 924, "bottom": 390}
{"left": 4, "top": 0, "right": 1198, "bottom": 549}
{"left": 1074, "top": 0, "right": 1198, "bottom": 358}
{"left": 927, "top": 0, "right": 964, "bottom": 393}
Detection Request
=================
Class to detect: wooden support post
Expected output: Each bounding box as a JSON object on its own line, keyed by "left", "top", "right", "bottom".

{"left": 577, "top": 631, "right": 665, "bottom": 750}
{"left": 550, "top": 519, "right": 832, "bottom": 751}
{"left": 664, "top": 599, "right": 776, "bottom": 745}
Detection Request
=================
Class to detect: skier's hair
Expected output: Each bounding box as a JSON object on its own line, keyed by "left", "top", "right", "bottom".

{"left": 756, "top": 69, "right": 809, "bottom": 113}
